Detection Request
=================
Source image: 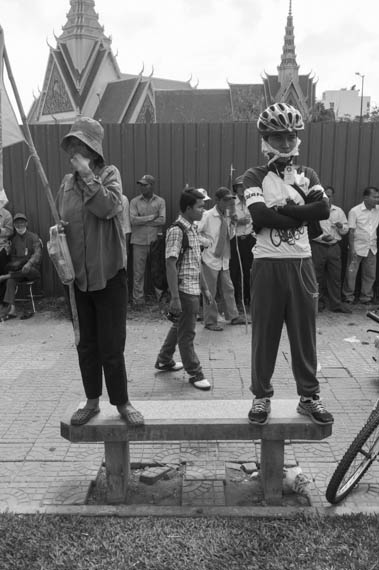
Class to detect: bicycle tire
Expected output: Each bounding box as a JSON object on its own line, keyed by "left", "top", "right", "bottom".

{"left": 326, "top": 411, "right": 379, "bottom": 504}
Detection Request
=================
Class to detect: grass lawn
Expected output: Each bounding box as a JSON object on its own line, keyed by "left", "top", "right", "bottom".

{"left": 1, "top": 513, "right": 379, "bottom": 569}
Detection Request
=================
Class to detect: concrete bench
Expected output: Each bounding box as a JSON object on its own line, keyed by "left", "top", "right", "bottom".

{"left": 61, "top": 399, "right": 332, "bottom": 506}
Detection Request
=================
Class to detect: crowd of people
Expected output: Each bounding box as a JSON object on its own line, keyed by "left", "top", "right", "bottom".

{"left": 1, "top": 104, "right": 379, "bottom": 428}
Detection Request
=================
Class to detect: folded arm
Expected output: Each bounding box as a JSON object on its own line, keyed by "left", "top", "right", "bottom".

{"left": 277, "top": 197, "right": 330, "bottom": 222}
{"left": 249, "top": 202, "right": 301, "bottom": 229}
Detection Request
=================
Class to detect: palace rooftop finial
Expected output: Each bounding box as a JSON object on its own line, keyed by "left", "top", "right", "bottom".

{"left": 278, "top": 0, "right": 299, "bottom": 75}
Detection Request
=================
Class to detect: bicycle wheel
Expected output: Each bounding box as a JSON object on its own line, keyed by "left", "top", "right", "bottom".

{"left": 326, "top": 411, "right": 379, "bottom": 504}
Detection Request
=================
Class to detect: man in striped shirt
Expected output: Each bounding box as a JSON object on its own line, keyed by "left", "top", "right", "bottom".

{"left": 155, "top": 188, "right": 212, "bottom": 391}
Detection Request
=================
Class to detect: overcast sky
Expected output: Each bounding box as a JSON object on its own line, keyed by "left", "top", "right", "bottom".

{"left": 1, "top": 0, "right": 379, "bottom": 113}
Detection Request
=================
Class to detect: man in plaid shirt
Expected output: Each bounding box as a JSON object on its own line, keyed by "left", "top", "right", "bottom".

{"left": 155, "top": 188, "right": 212, "bottom": 391}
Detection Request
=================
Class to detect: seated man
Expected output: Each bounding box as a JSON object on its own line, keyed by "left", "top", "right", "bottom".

{"left": 0, "top": 212, "right": 42, "bottom": 319}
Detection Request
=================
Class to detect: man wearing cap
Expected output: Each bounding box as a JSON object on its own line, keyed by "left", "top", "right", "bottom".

{"left": 230, "top": 175, "right": 256, "bottom": 309}
{"left": 0, "top": 213, "right": 42, "bottom": 319}
{"left": 57, "top": 116, "right": 143, "bottom": 427}
{"left": 197, "top": 187, "right": 246, "bottom": 331}
{"left": 130, "top": 175, "right": 166, "bottom": 306}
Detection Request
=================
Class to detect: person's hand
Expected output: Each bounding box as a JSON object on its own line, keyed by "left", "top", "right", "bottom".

{"left": 169, "top": 297, "right": 182, "bottom": 315}
{"left": 21, "top": 262, "right": 31, "bottom": 274}
{"left": 203, "top": 290, "right": 212, "bottom": 305}
{"left": 70, "top": 153, "right": 92, "bottom": 177}
{"left": 58, "top": 220, "right": 69, "bottom": 233}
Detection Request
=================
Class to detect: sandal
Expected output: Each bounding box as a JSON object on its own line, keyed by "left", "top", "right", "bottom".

{"left": 204, "top": 324, "right": 224, "bottom": 331}
{"left": 231, "top": 316, "right": 247, "bottom": 325}
{"left": 70, "top": 406, "right": 100, "bottom": 426}
{"left": 118, "top": 404, "right": 144, "bottom": 426}
{"left": 1, "top": 313, "right": 17, "bottom": 322}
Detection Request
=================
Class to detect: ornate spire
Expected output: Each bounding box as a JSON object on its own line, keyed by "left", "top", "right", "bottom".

{"left": 59, "top": 0, "right": 106, "bottom": 42}
{"left": 278, "top": 0, "right": 299, "bottom": 75}
{"left": 56, "top": 0, "right": 114, "bottom": 75}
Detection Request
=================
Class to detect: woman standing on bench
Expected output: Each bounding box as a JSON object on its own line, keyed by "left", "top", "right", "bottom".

{"left": 57, "top": 117, "right": 144, "bottom": 427}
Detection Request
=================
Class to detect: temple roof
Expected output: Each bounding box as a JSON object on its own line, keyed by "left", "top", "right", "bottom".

{"left": 121, "top": 74, "right": 192, "bottom": 91}
{"left": 28, "top": 0, "right": 317, "bottom": 124}
{"left": 155, "top": 90, "right": 233, "bottom": 122}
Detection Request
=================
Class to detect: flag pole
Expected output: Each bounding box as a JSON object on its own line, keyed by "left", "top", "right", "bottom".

{"left": 229, "top": 163, "right": 248, "bottom": 333}
{"left": 0, "top": 28, "right": 79, "bottom": 344}
{"left": 1, "top": 29, "right": 59, "bottom": 224}
{"left": 0, "top": 28, "right": 4, "bottom": 194}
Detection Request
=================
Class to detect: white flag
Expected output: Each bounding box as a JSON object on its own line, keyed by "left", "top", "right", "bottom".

{"left": 0, "top": 188, "right": 8, "bottom": 208}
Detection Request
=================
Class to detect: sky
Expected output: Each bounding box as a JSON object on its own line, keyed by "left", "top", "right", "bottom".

{"left": 1, "top": 0, "right": 379, "bottom": 114}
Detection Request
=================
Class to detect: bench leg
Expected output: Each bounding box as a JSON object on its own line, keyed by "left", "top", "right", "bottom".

{"left": 260, "top": 439, "right": 284, "bottom": 505}
{"left": 104, "top": 441, "right": 130, "bottom": 503}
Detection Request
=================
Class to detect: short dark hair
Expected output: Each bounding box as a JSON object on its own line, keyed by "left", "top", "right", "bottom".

{"left": 363, "top": 186, "right": 379, "bottom": 197}
{"left": 179, "top": 188, "right": 204, "bottom": 213}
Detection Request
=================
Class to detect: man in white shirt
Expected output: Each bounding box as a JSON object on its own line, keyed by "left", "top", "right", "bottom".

{"left": 198, "top": 187, "right": 246, "bottom": 331}
{"left": 342, "top": 186, "right": 379, "bottom": 305}
{"left": 311, "top": 186, "right": 351, "bottom": 313}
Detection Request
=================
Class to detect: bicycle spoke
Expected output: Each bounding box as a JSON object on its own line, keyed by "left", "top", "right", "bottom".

{"left": 326, "top": 413, "right": 379, "bottom": 504}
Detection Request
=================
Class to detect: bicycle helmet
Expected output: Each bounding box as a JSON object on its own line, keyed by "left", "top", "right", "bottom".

{"left": 257, "top": 103, "right": 304, "bottom": 135}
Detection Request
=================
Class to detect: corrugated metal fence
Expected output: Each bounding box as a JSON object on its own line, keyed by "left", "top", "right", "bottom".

{"left": 3, "top": 121, "right": 379, "bottom": 296}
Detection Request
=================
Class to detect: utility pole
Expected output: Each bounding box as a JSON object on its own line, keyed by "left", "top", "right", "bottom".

{"left": 355, "top": 72, "right": 365, "bottom": 123}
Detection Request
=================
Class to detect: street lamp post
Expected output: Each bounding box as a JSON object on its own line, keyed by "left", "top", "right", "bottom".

{"left": 355, "top": 72, "right": 365, "bottom": 123}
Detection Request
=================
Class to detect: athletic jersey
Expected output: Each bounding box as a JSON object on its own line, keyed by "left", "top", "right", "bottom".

{"left": 243, "top": 164, "right": 326, "bottom": 259}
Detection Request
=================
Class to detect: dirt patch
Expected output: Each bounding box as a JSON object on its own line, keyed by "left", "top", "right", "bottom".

{"left": 87, "top": 463, "right": 311, "bottom": 508}
{"left": 87, "top": 464, "right": 182, "bottom": 506}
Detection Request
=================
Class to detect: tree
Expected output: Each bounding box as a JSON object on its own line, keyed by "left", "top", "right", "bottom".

{"left": 367, "top": 105, "right": 379, "bottom": 122}
{"left": 309, "top": 101, "right": 335, "bottom": 123}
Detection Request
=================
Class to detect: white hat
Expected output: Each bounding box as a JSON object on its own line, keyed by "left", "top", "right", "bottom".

{"left": 196, "top": 188, "right": 211, "bottom": 201}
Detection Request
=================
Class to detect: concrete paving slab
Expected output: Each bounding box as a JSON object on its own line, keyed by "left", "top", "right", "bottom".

{"left": 0, "top": 305, "right": 379, "bottom": 513}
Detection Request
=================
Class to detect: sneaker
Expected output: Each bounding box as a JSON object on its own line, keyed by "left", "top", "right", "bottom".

{"left": 189, "top": 373, "right": 211, "bottom": 391}
{"left": 248, "top": 398, "right": 271, "bottom": 425}
{"left": 155, "top": 359, "right": 184, "bottom": 372}
{"left": 297, "top": 395, "right": 334, "bottom": 425}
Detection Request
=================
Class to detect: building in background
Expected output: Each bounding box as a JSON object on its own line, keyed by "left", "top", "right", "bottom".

{"left": 322, "top": 87, "right": 370, "bottom": 121}
{"left": 28, "top": 0, "right": 317, "bottom": 124}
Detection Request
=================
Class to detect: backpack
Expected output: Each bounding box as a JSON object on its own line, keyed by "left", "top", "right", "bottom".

{"left": 150, "top": 220, "right": 190, "bottom": 292}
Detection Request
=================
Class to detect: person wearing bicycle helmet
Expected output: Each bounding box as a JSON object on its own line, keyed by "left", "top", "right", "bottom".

{"left": 243, "top": 102, "right": 334, "bottom": 427}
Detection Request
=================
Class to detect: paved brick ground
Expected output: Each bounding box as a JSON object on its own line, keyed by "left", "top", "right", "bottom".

{"left": 1, "top": 303, "right": 379, "bottom": 512}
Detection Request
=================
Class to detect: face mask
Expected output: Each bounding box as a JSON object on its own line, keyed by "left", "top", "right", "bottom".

{"left": 261, "top": 137, "right": 301, "bottom": 166}
{"left": 15, "top": 227, "right": 27, "bottom": 235}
